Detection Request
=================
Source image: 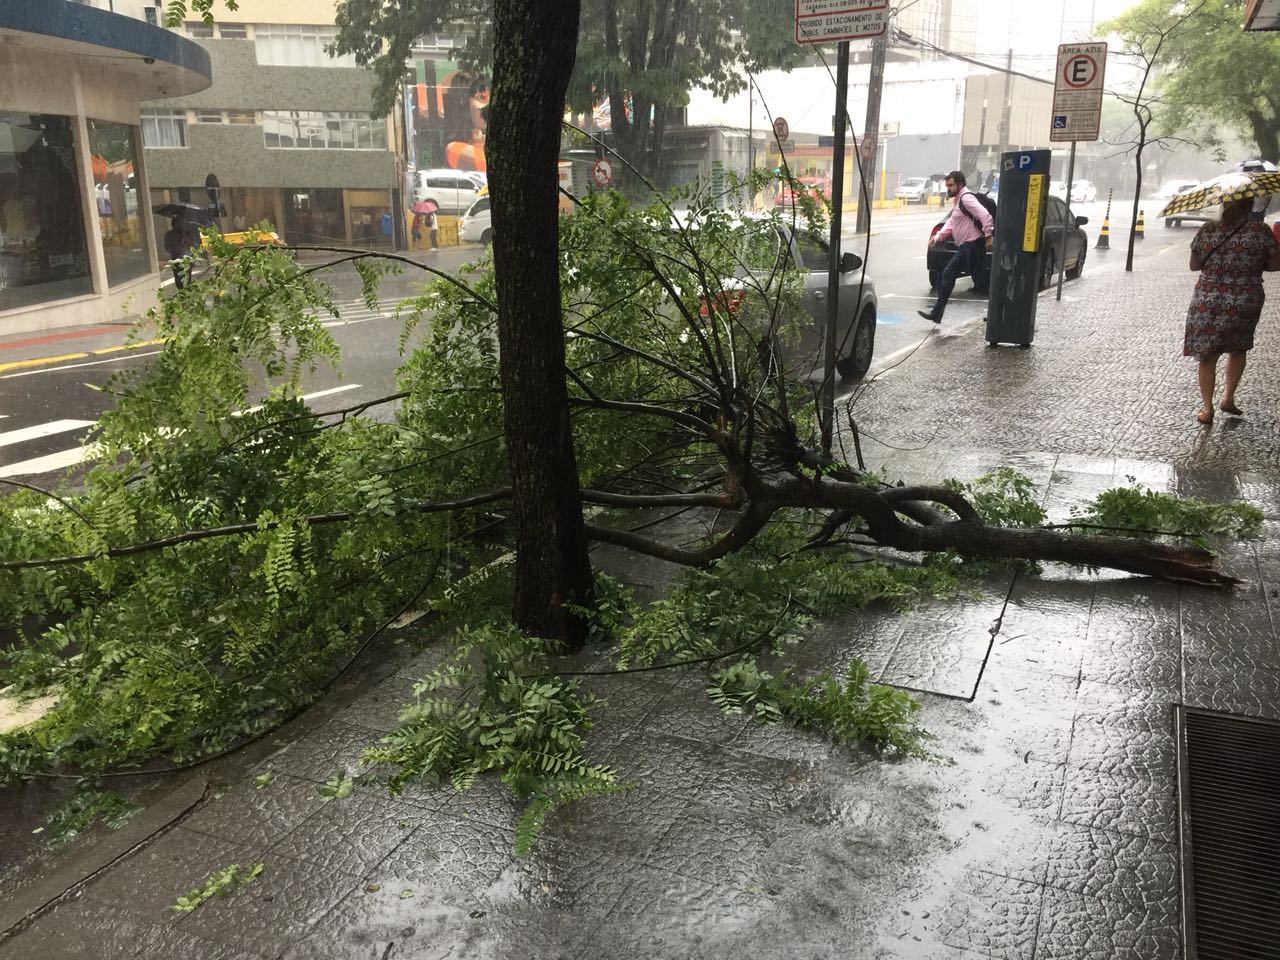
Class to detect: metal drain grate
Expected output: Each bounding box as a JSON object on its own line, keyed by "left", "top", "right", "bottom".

{"left": 1176, "top": 707, "right": 1280, "bottom": 960}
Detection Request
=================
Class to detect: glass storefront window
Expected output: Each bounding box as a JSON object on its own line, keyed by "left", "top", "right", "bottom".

{"left": 0, "top": 112, "right": 92, "bottom": 312}
{"left": 88, "top": 119, "right": 150, "bottom": 288}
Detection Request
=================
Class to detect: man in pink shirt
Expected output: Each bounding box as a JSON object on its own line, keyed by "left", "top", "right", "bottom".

{"left": 919, "top": 170, "right": 993, "bottom": 324}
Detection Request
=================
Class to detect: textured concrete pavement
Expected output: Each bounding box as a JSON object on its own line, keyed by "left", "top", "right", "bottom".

{"left": 3, "top": 237, "right": 1280, "bottom": 958}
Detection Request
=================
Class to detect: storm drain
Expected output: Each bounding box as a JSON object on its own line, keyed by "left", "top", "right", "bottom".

{"left": 1176, "top": 707, "right": 1280, "bottom": 960}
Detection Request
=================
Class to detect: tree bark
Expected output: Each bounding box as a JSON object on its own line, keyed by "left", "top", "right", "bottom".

{"left": 489, "top": 0, "right": 595, "bottom": 649}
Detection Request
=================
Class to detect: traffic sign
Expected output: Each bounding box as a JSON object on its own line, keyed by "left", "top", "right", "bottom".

{"left": 878, "top": 120, "right": 899, "bottom": 138}
{"left": 794, "top": 0, "right": 889, "bottom": 45}
{"left": 1050, "top": 42, "right": 1106, "bottom": 142}
{"left": 858, "top": 131, "right": 877, "bottom": 162}
{"left": 773, "top": 116, "right": 790, "bottom": 142}
{"left": 592, "top": 158, "right": 613, "bottom": 187}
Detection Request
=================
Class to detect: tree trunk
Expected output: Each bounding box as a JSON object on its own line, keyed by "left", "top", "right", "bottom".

{"left": 489, "top": 0, "right": 595, "bottom": 649}
{"left": 1127, "top": 137, "right": 1143, "bottom": 272}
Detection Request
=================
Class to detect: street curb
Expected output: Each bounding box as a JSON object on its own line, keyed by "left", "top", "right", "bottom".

{"left": 0, "top": 339, "right": 168, "bottom": 376}
{"left": 0, "top": 775, "right": 207, "bottom": 941}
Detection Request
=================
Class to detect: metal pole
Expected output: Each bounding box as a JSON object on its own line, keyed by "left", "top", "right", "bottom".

{"left": 821, "top": 40, "right": 850, "bottom": 454}
{"left": 997, "top": 48, "right": 1013, "bottom": 158}
{"left": 1056, "top": 140, "right": 1076, "bottom": 301}
{"left": 855, "top": 33, "right": 887, "bottom": 236}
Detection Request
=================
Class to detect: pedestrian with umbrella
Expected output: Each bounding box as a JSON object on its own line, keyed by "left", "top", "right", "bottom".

{"left": 1163, "top": 173, "right": 1280, "bottom": 424}
{"left": 411, "top": 199, "right": 439, "bottom": 251}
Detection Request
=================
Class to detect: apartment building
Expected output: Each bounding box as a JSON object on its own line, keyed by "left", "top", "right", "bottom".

{"left": 136, "top": 0, "right": 400, "bottom": 248}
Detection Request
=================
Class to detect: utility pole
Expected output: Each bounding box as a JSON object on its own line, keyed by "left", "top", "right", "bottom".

{"left": 821, "top": 41, "right": 850, "bottom": 453}
{"left": 855, "top": 32, "right": 887, "bottom": 236}
{"left": 996, "top": 48, "right": 1013, "bottom": 159}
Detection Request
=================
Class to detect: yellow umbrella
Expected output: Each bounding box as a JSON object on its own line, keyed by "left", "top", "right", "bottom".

{"left": 1158, "top": 171, "right": 1280, "bottom": 218}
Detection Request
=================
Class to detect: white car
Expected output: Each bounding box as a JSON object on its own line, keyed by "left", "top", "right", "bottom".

{"left": 411, "top": 169, "right": 486, "bottom": 215}
{"left": 1153, "top": 179, "right": 1200, "bottom": 201}
{"left": 1049, "top": 180, "right": 1068, "bottom": 200}
{"left": 895, "top": 177, "right": 932, "bottom": 203}
{"left": 1070, "top": 180, "right": 1098, "bottom": 203}
{"left": 459, "top": 196, "right": 492, "bottom": 243}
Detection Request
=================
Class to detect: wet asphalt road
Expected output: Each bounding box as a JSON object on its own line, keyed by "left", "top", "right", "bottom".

{"left": 0, "top": 205, "right": 1183, "bottom": 483}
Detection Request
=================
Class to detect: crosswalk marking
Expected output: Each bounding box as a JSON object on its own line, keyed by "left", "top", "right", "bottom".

{"left": 0, "top": 446, "right": 99, "bottom": 479}
{"left": 0, "top": 419, "right": 95, "bottom": 448}
{"left": 0, "top": 385, "right": 364, "bottom": 479}
{"left": 236, "top": 384, "right": 362, "bottom": 417}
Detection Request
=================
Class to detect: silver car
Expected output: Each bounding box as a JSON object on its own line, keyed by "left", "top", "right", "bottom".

{"left": 702, "top": 219, "right": 877, "bottom": 382}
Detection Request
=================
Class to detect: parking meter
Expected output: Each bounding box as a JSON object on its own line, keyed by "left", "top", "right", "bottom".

{"left": 985, "top": 149, "right": 1051, "bottom": 347}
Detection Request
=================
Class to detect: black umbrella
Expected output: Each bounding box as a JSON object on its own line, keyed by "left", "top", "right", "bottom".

{"left": 152, "top": 201, "right": 209, "bottom": 222}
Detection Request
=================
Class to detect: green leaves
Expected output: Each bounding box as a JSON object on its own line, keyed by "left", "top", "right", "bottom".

{"left": 40, "top": 787, "right": 140, "bottom": 847}
{"left": 1074, "top": 484, "right": 1264, "bottom": 541}
{"left": 319, "top": 772, "right": 356, "bottom": 802}
{"left": 708, "top": 658, "right": 927, "bottom": 758}
{"left": 171, "top": 862, "right": 262, "bottom": 913}
{"left": 365, "top": 623, "right": 621, "bottom": 856}
{"left": 944, "top": 468, "right": 1048, "bottom": 529}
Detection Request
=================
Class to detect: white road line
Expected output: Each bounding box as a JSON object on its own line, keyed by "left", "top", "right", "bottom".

{"left": 0, "top": 419, "right": 96, "bottom": 448}
{"left": 0, "top": 445, "right": 99, "bottom": 479}
{"left": 236, "top": 383, "right": 362, "bottom": 417}
{"left": 0, "top": 350, "right": 165, "bottom": 380}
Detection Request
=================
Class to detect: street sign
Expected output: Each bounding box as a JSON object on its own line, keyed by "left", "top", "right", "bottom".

{"left": 592, "top": 158, "right": 613, "bottom": 187}
{"left": 1050, "top": 42, "right": 1107, "bottom": 142}
{"left": 794, "top": 0, "right": 889, "bottom": 45}
{"left": 877, "top": 120, "right": 899, "bottom": 138}
{"left": 773, "top": 116, "right": 790, "bottom": 142}
{"left": 858, "top": 131, "right": 877, "bottom": 162}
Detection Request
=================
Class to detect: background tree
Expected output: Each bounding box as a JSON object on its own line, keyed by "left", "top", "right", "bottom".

{"left": 332, "top": 0, "right": 802, "bottom": 180}
{"left": 1157, "top": 0, "right": 1280, "bottom": 161}
{"left": 1099, "top": 0, "right": 1208, "bottom": 271}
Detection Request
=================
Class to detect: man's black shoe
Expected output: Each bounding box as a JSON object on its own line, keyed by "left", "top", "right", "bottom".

{"left": 918, "top": 309, "right": 940, "bottom": 324}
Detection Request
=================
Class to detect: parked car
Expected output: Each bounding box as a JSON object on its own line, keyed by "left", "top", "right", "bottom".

{"left": 459, "top": 196, "right": 491, "bottom": 243}
{"left": 926, "top": 194, "right": 1089, "bottom": 292}
{"left": 1164, "top": 182, "right": 1215, "bottom": 229}
{"left": 693, "top": 217, "right": 878, "bottom": 381}
{"left": 896, "top": 177, "right": 932, "bottom": 204}
{"left": 411, "top": 168, "right": 486, "bottom": 214}
{"left": 1070, "top": 180, "right": 1098, "bottom": 203}
{"left": 1049, "top": 180, "right": 1068, "bottom": 200}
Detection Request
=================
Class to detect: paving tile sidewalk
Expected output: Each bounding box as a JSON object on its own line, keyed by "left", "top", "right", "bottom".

{"left": 4, "top": 241, "right": 1280, "bottom": 959}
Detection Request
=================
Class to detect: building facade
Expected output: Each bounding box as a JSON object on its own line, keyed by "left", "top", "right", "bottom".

{"left": 0, "top": 0, "right": 210, "bottom": 333}
{"left": 140, "top": 1, "right": 400, "bottom": 249}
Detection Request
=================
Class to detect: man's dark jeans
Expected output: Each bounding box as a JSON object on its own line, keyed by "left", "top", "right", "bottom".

{"left": 931, "top": 237, "right": 986, "bottom": 321}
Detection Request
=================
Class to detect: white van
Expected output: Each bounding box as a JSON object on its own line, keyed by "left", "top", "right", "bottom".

{"left": 412, "top": 169, "right": 486, "bottom": 214}
{"left": 459, "top": 196, "right": 492, "bottom": 243}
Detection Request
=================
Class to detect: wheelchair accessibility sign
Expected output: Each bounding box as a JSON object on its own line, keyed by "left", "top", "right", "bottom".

{"left": 1053, "top": 115, "right": 1069, "bottom": 130}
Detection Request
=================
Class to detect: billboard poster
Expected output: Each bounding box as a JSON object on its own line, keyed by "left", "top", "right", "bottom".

{"left": 408, "top": 60, "right": 489, "bottom": 173}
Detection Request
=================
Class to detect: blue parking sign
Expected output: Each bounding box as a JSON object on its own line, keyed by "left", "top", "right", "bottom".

{"left": 1053, "top": 115, "right": 1068, "bottom": 129}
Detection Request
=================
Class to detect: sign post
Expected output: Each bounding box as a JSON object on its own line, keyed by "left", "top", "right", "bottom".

{"left": 794, "top": 0, "right": 888, "bottom": 453}
{"left": 1050, "top": 42, "right": 1106, "bottom": 301}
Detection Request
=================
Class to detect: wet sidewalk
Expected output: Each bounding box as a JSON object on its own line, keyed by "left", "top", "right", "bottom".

{"left": 3, "top": 239, "right": 1280, "bottom": 959}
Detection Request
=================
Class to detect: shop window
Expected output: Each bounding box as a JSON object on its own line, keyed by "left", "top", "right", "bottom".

{"left": 88, "top": 119, "right": 149, "bottom": 287}
{"left": 0, "top": 113, "right": 92, "bottom": 311}
{"left": 141, "top": 109, "right": 187, "bottom": 148}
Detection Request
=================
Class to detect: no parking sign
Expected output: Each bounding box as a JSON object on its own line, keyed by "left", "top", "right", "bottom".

{"left": 1050, "top": 42, "right": 1107, "bottom": 142}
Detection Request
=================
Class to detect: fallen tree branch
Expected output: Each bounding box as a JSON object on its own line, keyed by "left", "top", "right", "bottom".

{"left": 0, "top": 488, "right": 514, "bottom": 571}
